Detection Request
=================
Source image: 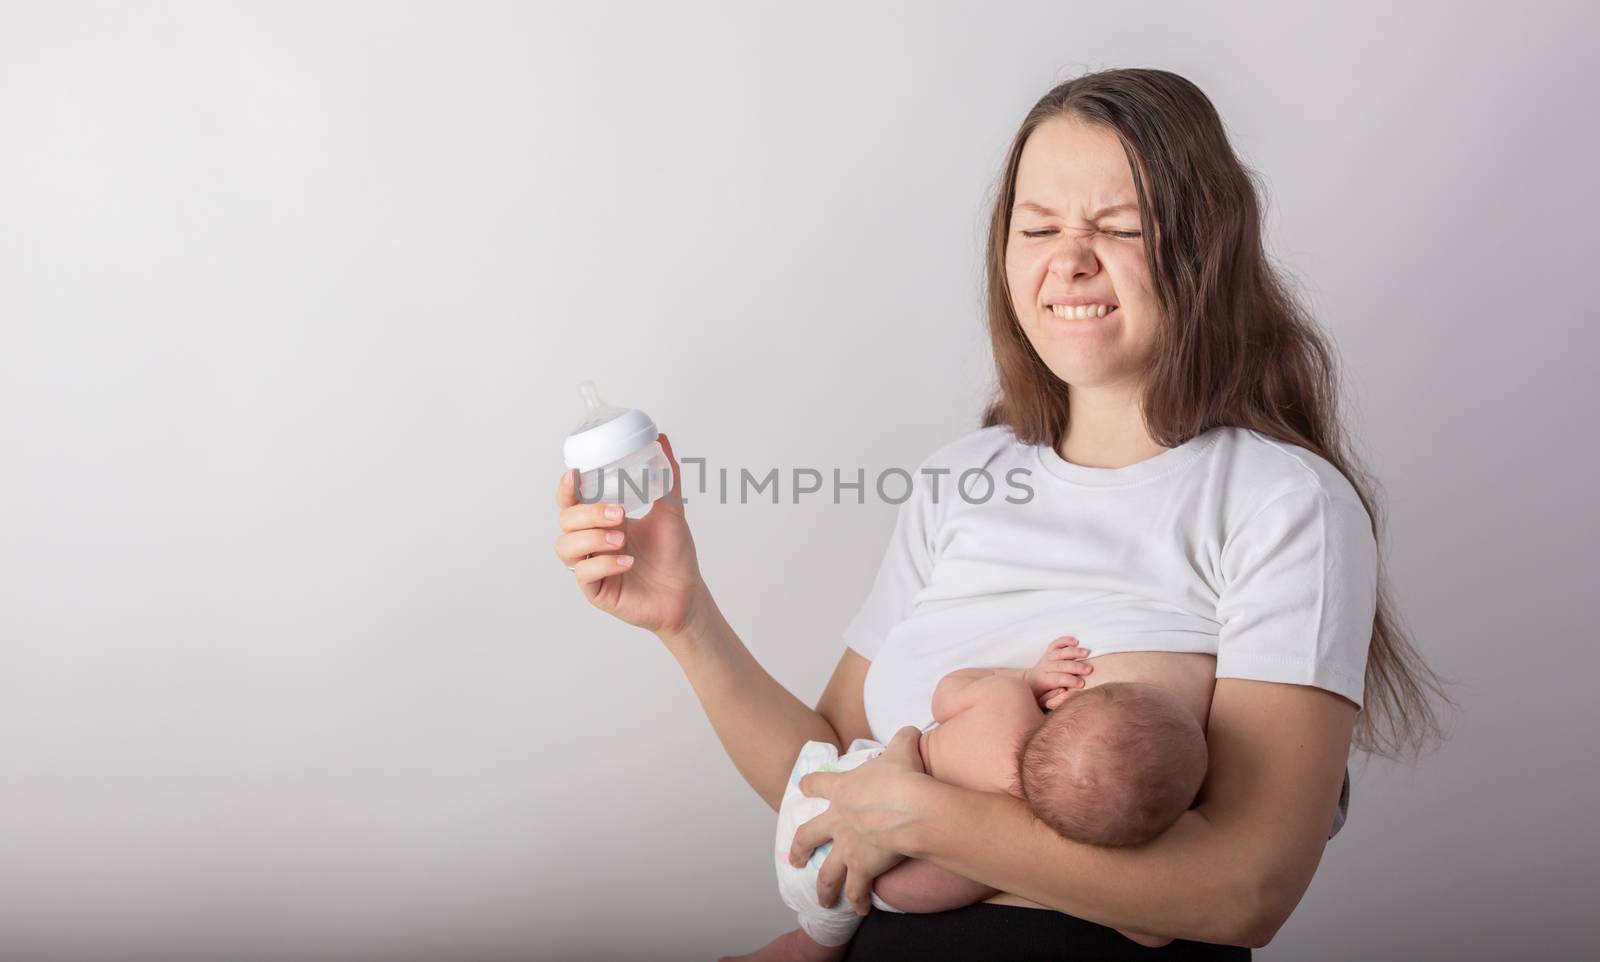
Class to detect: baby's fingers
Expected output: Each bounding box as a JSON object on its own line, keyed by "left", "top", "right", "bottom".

{"left": 1043, "top": 689, "right": 1069, "bottom": 710}
{"left": 1036, "top": 668, "right": 1089, "bottom": 693}
{"left": 1043, "top": 660, "right": 1092, "bottom": 679}
{"left": 1046, "top": 639, "right": 1092, "bottom": 661}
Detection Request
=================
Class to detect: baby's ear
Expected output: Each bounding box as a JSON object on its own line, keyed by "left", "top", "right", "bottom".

{"left": 1003, "top": 765, "right": 1028, "bottom": 801}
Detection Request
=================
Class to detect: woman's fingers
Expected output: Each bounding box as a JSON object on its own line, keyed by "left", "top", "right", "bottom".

{"left": 815, "top": 845, "right": 877, "bottom": 916}
{"left": 797, "top": 770, "right": 836, "bottom": 800}
{"left": 555, "top": 466, "right": 630, "bottom": 534}
{"left": 555, "top": 468, "right": 579, "bottom": 509}
{"left": 554, "top": 527, "right": 625, "bottom": 565}
{"left": 559, "top": 497, "right": 626, "bottom": 533}
{"left": 1043, "top": 689, "right": 1068, "bottom": 709}
{"left": 571, "top": 552, "right": 634, "bottom": 584}
{"left": 552, "top": 477, "right": 630, "bottom": 574}
{"left": 814, "top": 846, "right": 846, "bottom": 910}
{"left": 843, "top": 866, "right": 873, "bottom": 916}
{"left": 885, "top": 726, "right": 925, "bottom": 771}
{"left": 789, "top": 794, "right": 835, "bottom": 867}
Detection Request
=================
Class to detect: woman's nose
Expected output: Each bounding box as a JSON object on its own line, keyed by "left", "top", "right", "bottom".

{"left": 1047, "top": 231, "right": 1100, "bottom": 280}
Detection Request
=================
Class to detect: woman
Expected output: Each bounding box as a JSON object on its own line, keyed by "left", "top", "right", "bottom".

{"left": 554, "top": 68, "right": 1444, "bottom": 958}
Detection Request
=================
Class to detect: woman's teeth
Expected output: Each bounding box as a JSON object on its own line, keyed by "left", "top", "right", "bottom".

{"left": 1050, "top": 304, "right": 1116, "bottom": 319}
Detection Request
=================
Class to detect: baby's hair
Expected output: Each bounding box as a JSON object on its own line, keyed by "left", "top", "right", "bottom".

{"left": 1015, "top": 682, "right": 1208, "bottom": 847}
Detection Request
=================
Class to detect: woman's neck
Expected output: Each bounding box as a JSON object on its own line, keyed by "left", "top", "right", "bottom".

{"left": 1057, "top": 386, "right": 1165, "bottom": 469}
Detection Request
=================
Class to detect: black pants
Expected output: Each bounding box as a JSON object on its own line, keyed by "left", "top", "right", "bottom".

{"left": 840, "top": 902, "right": 1251, "bottom": 961}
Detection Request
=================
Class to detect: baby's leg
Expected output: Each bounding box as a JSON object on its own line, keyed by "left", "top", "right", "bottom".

{"left": 717, "top": 928, "right": 848, "bottom": 962}
{"left": 875, "top": 861, "right": 1168, "bottom": 946}
{"left": 1117, "top": 930, "right": 1174, "bottom": 948}
{"left": 872, "top": 856, "right": 999, "bottom": 913}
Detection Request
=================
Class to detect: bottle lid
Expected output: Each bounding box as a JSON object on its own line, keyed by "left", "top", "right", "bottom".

{"left": 562, "top": 380, "right": 660, "bottom": 471}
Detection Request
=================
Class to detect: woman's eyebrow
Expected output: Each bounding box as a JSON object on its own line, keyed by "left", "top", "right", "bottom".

{"left": 1012, "top": 201, "right": 1139, "bottom": 218}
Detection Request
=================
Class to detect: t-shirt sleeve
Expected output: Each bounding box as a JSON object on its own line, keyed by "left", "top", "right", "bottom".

{"left": 840, "top": 468, "right": 941, "bottom": 661}
{"left": 1214, "top": 485, "right": 1379, "bottom": 708}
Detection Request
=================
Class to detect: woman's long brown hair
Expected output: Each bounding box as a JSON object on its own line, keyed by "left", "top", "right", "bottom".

{"left": 980, "top": 68, "right": 1448, "bottom": 759}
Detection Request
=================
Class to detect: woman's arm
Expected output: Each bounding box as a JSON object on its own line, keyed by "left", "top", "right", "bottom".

{"left": 557, "top": 437, "right": 869, "bottom": 814}
{"left": 816, "top": 646, "right": 875, "bottom": 747}
{"left": 793, "top": 678, "right": 1354, "bottom": 947}
{"left": 661, "top": 593, "right": 871, "bottom": 811}
{"left": 911, "top": 679, "right": 1352, "bottom": 946}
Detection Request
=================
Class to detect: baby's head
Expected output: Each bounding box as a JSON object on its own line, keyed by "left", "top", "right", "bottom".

{"left": 1014, "top": 681, "right": 1207, "bottom": 847}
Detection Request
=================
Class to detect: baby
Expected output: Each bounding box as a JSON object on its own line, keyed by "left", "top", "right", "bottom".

{"left": 722, "top": 639, "right": 1214, "bottom": 961}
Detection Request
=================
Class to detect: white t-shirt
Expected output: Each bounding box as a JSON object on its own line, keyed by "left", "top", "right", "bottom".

{"left": 844, "top": 423, "right": 1379, "bottom": 743}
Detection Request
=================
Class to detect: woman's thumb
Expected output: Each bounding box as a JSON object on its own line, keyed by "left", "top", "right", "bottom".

{"left": 657, "top": 431, "right": 686, "bottom": 513}
{"left": 890, "top": 726, "right": 923, "bottom": 752}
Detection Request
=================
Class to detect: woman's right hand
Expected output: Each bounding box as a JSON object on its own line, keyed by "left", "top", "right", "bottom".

{"left": 554, "top": 432, "right": 706, "bottom": 637}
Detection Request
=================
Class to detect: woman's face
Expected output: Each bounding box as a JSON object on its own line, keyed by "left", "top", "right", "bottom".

{"left": 1004, "top": 116, "right": 1162, "bottom": 392}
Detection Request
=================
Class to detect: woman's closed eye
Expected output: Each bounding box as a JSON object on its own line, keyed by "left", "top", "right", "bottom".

{"left": 1018, "top": 228, "right": 1141, "bottom": 239}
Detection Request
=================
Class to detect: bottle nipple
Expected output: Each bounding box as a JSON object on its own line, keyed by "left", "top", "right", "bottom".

{"left": 562, "top": 380, "right": 667, "bottom": 517}
{"left": 571, "top": 380, "right": 628, "bottom": 435}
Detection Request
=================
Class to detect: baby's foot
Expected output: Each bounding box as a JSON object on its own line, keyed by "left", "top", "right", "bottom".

{"left": 717, "top": 927, "right": 848, "bottom": 962}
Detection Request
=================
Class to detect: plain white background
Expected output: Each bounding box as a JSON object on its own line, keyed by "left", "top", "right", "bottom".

{"left": 2, "top": 2, "right": 1596, "bottom": 959}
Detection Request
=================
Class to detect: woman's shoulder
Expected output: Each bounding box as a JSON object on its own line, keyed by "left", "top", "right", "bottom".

{"left": 1209, "top": 426, "right": 1367, "bottom": 511}
{"left": 915, "top": 423, "right": 1025, "bottom": 475}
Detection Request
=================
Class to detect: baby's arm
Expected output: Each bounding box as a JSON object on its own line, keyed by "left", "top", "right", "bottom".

{"left": 931, "top": 637, "right": 1093, "bottom": 721}
{"left": 867, "top": 671, "right": 1022, "bottom": 912}
{"left": 930, "top": 667, "right": 1025, "bottom": 722}
{"left": 874, "top": 650, "right": 1083, "bottom": 915}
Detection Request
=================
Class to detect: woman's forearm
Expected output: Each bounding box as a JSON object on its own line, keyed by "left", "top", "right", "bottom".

{"left": 903, "top": 780, "right": 1268, "bottom": 947}
{"left": 659, "top": 584, "right": 841, "bottom": 811}
{"left": 887, "top": 680, "right": 1355, "bottom": 948}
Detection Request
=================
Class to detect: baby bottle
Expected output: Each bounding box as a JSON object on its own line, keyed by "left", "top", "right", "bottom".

{"left": 562, "top": 381, "right": 674, "bottom": 519}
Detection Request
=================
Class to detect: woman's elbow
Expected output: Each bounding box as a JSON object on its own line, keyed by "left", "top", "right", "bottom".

{"left": 1229, "top": 865, "right": 1309, "bottom": 949}
{"left": 1231, "top": 909, "right": 1282, "bottom": 951}
{"left": 1236, "top": 904, "right": 1290, "bottom": 950}
{"left": 1199, "top": 894, "right": 1281, "bottom": 949}
{"left": 1199, "top": 896, "right": 1277, "bottom": 949}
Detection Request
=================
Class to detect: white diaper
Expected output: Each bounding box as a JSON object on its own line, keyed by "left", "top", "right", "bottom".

{"left": 774, "top": 739, "right": 906, "bottom": 947}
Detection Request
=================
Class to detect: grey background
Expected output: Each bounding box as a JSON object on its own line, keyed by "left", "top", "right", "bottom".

{"left": 1, "top": 2, "right": 1595, "bottom": 959}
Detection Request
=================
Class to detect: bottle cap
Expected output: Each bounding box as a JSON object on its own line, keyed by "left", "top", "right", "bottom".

{"left": 562, "top": 381, "right": 660, "bottom": 471}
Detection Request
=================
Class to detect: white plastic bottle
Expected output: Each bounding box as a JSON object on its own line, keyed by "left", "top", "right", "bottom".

{"left": 562, "top": 381, "right": 674, "bottom": 519}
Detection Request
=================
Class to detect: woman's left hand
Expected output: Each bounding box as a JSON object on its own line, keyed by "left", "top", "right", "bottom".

{"left": 787, "top": 725, "right": 933, "bottom": 915}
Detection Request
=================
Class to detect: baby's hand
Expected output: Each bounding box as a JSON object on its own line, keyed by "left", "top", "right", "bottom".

{"left": 1023, "top": 636, "right": 1092, "bottom": 710}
